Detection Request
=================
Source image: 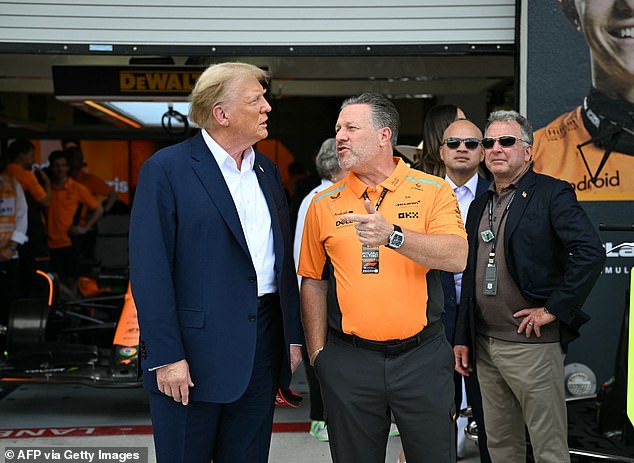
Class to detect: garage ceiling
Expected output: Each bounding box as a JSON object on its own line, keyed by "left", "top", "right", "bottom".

{"left": 0, "top": 53, "right": 515, "bottom": 138}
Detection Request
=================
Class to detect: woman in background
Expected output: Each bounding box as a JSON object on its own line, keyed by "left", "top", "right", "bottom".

{"left": 418, "top": 104, "right": 466, "bottom": 176}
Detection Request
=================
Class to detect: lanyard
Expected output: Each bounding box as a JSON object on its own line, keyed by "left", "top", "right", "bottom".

{"left": 362, "top": 187, "right": 389, "bottom": 212}
{"left": 487, "top": 190, "right": 516, "bottom": 259}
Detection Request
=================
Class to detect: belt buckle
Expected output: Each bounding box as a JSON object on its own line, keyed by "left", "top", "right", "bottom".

{"left": 384, "top": 339, "right": 403, "bottom": 357}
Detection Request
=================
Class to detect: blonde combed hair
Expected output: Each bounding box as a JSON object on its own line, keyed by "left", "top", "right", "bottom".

{"left": 188, "top": 62, "right": 269, "bottom": 129}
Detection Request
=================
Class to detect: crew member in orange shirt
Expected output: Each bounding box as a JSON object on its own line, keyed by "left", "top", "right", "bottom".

{"left": 63, "top": 142, "right": 117, "bottom": 213}
{"left": 47, "top": 150, "right": 103, "bottom": 296}
{"left": 63, "top": 142, "right": 117, "bottom": 261}
{"left": 6, "top": 138, "right": 51, "bottom": 295}
{"left": 6, "top": 139, "right": 50, "bottom": 208}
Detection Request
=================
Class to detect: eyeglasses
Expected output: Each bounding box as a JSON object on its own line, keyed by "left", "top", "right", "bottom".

{"left": 442, "top": 137, "right": 481, "bottom": 150}
{"left": 481, "top": 135, "right": 529, "bottom": 149}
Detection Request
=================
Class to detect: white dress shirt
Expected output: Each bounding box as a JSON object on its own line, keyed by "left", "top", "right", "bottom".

{"left": 445, "top": 172, "right": 479, "bottom": 303}
{"left": 293, "top": 178, "right": 334, "bottom": 286}
{"left": 202, "top": 130, "right": 277, "bottom": 296}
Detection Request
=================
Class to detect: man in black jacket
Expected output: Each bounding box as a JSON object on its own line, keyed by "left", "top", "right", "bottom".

{"left": 454, "top": 110, "right": 605, "bottom": 463}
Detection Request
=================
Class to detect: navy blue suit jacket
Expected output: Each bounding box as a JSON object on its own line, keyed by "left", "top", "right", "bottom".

{"left": 455, "top": 168, "right": 605, "bottom": 355}
{"left": 129, "top": 131, "right": 302, "bottom": 403}
{"left": 440, "top": 176, "right": 490, "bottom": 345}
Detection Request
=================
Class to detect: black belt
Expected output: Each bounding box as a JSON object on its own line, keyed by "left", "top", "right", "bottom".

{"left": 329, "top": 321, "right": 443, "bottom": 357}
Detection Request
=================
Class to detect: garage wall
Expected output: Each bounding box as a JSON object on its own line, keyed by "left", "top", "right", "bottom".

{"left": 0, "top": 0, "right": 516, "bottom": 48}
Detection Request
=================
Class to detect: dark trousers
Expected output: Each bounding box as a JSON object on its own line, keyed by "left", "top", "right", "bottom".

{"left": 148, "top": 295, "right": 284, "bottom": 463}
{"left": 315, "top": 327, "right": 456, "bottom": 463}
{"left": 0, "top": 259, "right": 19, "bottom": 327}
{"left": 301, "top": 346, "right": 324, "bottom": 421}
{"left": 49, "top": 246, "right": 80, "bottom": 279}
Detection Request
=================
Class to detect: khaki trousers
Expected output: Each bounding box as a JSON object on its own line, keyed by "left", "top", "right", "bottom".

{"left": 475, "top": 335, "right": 569, "bottom": 463}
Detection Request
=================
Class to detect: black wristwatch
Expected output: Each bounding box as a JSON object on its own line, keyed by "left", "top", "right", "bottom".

{"left": 386, "top": 224, "right": 404, "bottom": 249}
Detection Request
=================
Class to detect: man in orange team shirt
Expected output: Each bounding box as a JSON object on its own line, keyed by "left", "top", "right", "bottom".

{"left": 299, "top": 93, "right": 468, "bottom": 463}
{"left": 63, "top": 141, "right": 117, "bottom": 260}
{"left": 47, "top": 150, "right": 103, "bottom": 297}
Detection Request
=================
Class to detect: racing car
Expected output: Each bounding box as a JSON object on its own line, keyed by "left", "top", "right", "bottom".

{"left": 0, "top": 271, "right": 141, "bottom": 387}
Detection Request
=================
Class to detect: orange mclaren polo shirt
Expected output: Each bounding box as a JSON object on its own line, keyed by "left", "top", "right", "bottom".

{"left": 76, "top": 169, "right": 113, "bottom": 197}
{"left": 533, "top": 107, "right": 633, "bottom": 201}
{"left": 6, "top": 163, "right": 47, "bottom": 202}
{"left": 298, "top": 158, "right": 466, "bottom": 341}
{"left": 47, "top": 178, "right": 100, "bottom": 249}
{"left": 75, "top": 169, "right": 113, "bottom": 225}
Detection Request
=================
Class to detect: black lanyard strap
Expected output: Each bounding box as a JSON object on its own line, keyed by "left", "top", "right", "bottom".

{"left": 363, "top": 187, "right": 389, "bottom": 212}
{"left": 487, "top": 190, "right": 516, "bottom": 258}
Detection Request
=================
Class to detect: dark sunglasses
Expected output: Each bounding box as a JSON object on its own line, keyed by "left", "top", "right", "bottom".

{"left": 481, "top": 135, "right": 528, "bottom": 149}
{"left": 442, "top": 137, "right": 481, "bottom": 150}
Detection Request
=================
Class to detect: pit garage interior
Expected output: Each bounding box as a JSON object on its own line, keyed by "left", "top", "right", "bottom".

{"left": 1, "top": 1, "right": 633, "bottom": 462}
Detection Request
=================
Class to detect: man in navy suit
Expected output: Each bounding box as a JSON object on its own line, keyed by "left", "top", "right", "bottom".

{"left": 129, "top": 62, "right": 303, "bottom": 463}
{"left": 454, "top": 110, "right": 604, "bottom": 463}
{"left": 438, "top": 119, "right": 492, "bottom": 463}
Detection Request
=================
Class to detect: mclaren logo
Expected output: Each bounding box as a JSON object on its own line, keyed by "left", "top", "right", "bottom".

{"left": 396, "top": 200, "right": 421, "bottom": 207}
{"left": 398, "top": 212, "right": 419, "bottom": 219}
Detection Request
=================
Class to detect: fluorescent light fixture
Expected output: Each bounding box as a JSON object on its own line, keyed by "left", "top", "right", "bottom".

{"left": 83, "top": 100, "right": 142, "bottom": 129}
{"left": 108, "top": 101, "right": 191, "bottom": 127}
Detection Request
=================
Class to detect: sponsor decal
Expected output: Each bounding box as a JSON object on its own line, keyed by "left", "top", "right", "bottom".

{"left": 544, "top": 117, "right": 580, "bottom": 142}
{"left": 395, "top": 200, "right": 421, "bottom": 208}
{"left": 571, "top": 171, "right": 620, "bottom": 192}
{"left": 398, "top": 211, "right": 419, "bottom": 219}
{"left": 605, "top": 242, "right": 634, "bottom": 258}
{"left": 0, "top": 424, "right": 308, "bottom": 439}
{"left": 24, "top": 368, "right": 66, "bottom": 374}
{"left": 602, "top": 266, "right": 631, "bottom": 275}
{"left": 119, "top": 70, "right": 201, "bottom": 93}
{"left": 118, "top": 347, "right": 137, "bottom": 357}
{"left": 335, "top": 210, "right": 354, "bottom": 227}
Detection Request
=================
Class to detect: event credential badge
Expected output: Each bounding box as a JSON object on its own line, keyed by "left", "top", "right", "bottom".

{"left": 361, "top": 244, "right": 379, "bottom": 274}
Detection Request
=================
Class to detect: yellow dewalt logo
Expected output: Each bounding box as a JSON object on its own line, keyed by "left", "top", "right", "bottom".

{"left": 119, "top": 70, "right": 202, "bottom": 93}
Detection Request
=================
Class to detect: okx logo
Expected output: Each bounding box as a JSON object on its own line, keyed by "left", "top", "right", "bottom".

{"left": 398, "top": 211, "right": 419, "bottom": 219}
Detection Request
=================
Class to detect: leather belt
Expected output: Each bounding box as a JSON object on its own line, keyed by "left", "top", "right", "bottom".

{"left": 329, "top": 321, "right": 443, "bottom": 357}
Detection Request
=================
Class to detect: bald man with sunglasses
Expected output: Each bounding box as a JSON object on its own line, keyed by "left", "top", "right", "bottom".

{"left": 439, "top": 119, "right": 492, "bottom": 463}
{"left": 454, "top": 110, "right": 604, "bottom": 463}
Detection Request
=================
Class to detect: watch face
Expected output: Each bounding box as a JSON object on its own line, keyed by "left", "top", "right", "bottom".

{"left": 389, "top": 231, "right": 404, "bottom": 248}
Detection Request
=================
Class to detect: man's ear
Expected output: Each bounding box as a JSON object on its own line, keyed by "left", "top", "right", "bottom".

{"left": 212, "top": 104, "right": 230, "bottom": 127}
{"left": 524, "top": 144, "right": 533, "bottom": 162}
{"left": 379, "top": 127, "right": 392, "bottom": 146}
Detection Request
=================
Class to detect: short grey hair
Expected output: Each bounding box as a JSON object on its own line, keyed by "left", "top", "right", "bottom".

{"left": 340, "top": 93, "right": 400, "bottom": 147}
{"left": 189, "top": 62, "right": 269, "bottom": 129}
{"left": 314, "top": 138, "right": 341, "bottom": 181}
{"left": 485, "top": 110, "right": 534, "bottom": 145}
